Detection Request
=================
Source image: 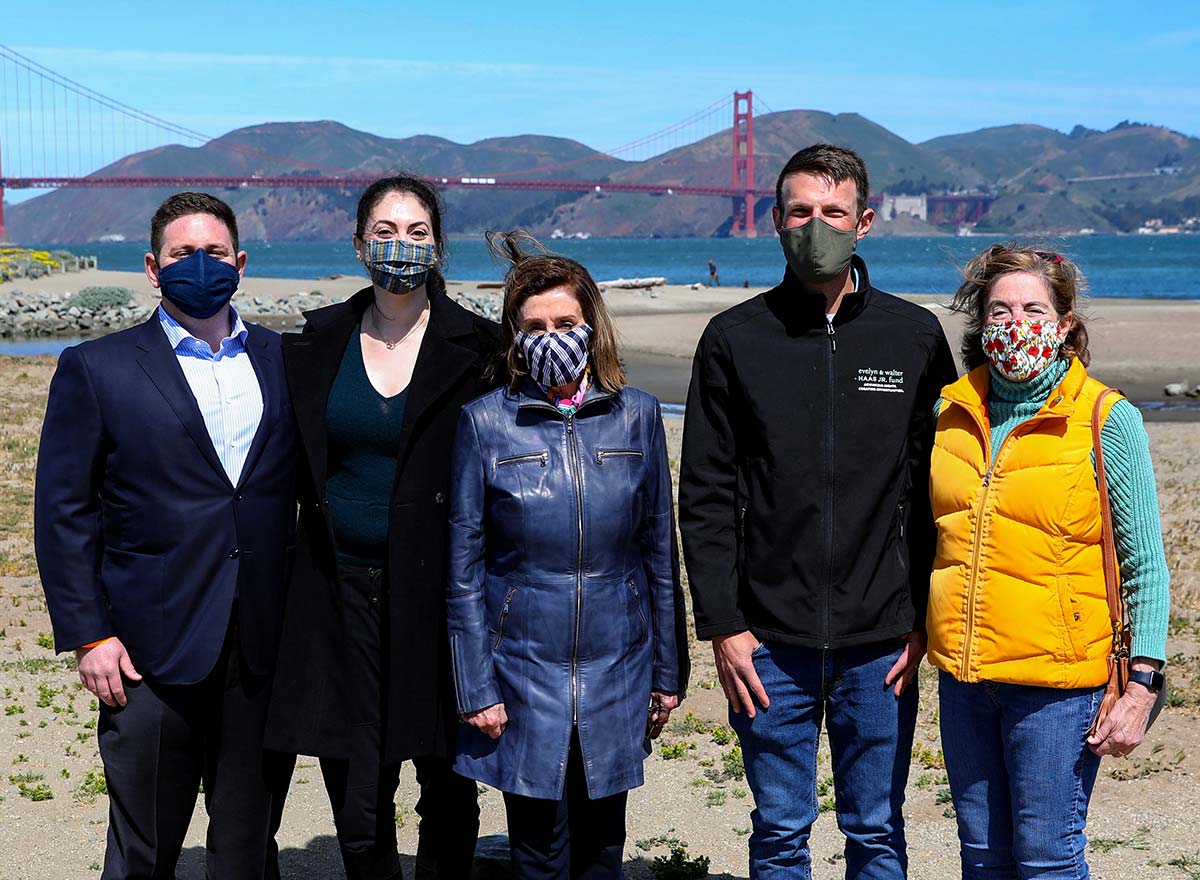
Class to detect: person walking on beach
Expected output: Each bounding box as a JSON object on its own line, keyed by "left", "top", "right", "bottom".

{"left": 679, "top": 144, "right": 957, "bottom": 880}
{"left": 34, "top": 192, "right": 296, "bottom": 879}
{"left": 708, "top": 258, "right": 720, "bottom": 286}
{"left": 265, "top": 176, "right": 497, "bottom": 879}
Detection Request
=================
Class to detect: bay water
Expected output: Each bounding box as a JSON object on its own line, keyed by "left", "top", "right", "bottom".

{"left": 55, "top": 234, "right": 1200, "bottom": 300}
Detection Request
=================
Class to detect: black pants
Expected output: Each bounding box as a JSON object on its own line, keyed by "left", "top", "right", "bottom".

{"left": 98, "top": 611, "right": 293, "bottom": 880}
{"left": 502, "top": 731, "right": 628, "bottom": 880}
{"left": 321, "top": 564, "right": 480, "bottom": 880}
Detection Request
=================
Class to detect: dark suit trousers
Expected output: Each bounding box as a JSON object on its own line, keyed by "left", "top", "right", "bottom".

{"left": 320, "top": 564, "right": 480, "bottom": 880}
{"left": 98, "top": 613, "right": 294, "bottom": 880}
{"left": 502, "top": 730, "right": 628, "bottom": 880}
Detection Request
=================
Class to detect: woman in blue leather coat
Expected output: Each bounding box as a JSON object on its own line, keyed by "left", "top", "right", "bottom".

{"left": 446, "top": 231, "right": 687, "bottom": 878}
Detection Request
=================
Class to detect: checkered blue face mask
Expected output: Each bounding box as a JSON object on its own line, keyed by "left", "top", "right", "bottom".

{"left": 362, "top": 238, "right": 438, "bottom": 294}
{"left": 517, "top": 323, "right": 593, "bottom": 389}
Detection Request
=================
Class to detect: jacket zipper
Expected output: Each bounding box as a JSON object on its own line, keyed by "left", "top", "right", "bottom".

{"left": 628, "top": 579, "right": 648, "bottom": 636}
{"left": 957, "top": 410, "right": 1039, "bottom": 680}
{"left": 596, "top": 449, "right": 643, "bottom": 465}
{"left": 566, "top": 412, "right": 585, "bottom": 723}
{"left": 823, "top": 321, "right": 837, "bottom": 648}
{"left": 492, "top": 585, "right": 518, "bottom": 652}
{"left": 495, "top": 451, "right": 549, "bottom": 468}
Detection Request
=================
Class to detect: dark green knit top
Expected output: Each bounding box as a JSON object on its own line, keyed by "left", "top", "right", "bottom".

{"left": 325, "top": 327, "right": 408, "bottom": 567}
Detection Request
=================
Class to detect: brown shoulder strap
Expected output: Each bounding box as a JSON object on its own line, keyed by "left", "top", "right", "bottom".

{"left": 1091, "top": 389, "right": 1125, "bottom": 637}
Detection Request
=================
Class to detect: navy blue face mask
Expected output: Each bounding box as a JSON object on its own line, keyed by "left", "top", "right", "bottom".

{"left": 156, "top": 248, "right": 241, "bottom": 319}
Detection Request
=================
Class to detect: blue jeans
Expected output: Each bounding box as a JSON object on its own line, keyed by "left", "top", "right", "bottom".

{"left": 938, "top": 671, "right": 1104, "bottom": 879}
{"left": 729, "top": 640, "right": 917, "bottom": 880}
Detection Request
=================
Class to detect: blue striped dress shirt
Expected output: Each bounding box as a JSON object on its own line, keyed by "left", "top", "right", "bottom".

{"left": 158, "top": 305, "right": 264, "bottom": 485}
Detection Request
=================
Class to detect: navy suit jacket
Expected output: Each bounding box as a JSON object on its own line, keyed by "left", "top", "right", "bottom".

{"left": 34, "top": 314, "right": 297, "bottom": 685}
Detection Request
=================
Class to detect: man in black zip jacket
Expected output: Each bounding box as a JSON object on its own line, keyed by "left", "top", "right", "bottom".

{"left": 679, "top": 144, "right": 957, "bottom": 880}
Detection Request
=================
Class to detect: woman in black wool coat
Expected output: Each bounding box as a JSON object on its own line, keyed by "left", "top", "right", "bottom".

{"left": 266, "top": 174, "right": 499, "bottom": 880}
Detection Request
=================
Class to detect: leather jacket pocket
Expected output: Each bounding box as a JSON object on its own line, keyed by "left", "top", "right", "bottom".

{"left": 492, "top": 585, "right": 519, "bottom": 653}
{"left": 596, "top": 448, "right": 644, "bottom": 466}
{"left": 494, "top": 450, "right": 549, "bottom": 473}
{"left": 626, "top": 578, "right": 648, "bottom": 642}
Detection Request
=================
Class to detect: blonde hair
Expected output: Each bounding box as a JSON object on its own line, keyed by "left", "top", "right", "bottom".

{"left": 486, "top": 230, "right": 626, "bottom": 392}
{"left": 950, "top": 242, "right": 1090, "bottom": 370}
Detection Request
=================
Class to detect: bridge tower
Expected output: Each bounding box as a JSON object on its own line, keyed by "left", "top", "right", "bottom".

{"left": 0, "top": 136, "right": 7, "bottom": 243}
{"left": 730, "top": 90, "right": 756, "bottom": 238}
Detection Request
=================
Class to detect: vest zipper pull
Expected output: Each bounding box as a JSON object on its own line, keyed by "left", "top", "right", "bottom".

{"left": 826, "top": 322, "right": 837, "bottom": 353}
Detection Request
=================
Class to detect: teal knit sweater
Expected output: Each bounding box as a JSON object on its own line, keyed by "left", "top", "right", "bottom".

{"left": 937, "top": 358, "right": 1170, "bottom": 661}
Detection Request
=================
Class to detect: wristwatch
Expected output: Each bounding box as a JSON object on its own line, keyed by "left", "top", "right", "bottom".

{"left": 1128, "top": 668, "right": 1165, "bottom": 692}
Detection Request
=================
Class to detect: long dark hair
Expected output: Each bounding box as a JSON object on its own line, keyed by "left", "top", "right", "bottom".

{"left": 486, "top": 230, "right": 626, "bottom": 392}
{"left": 353, "top": 175, "right": 447, "bottom": 262}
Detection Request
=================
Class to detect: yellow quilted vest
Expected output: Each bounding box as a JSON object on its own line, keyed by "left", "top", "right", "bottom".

{"left": 926, "top": 359, "right": 1120, "bottom": 689}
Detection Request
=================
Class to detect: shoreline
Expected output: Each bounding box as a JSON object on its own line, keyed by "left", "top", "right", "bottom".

{"left": 2, "top": 268, "right": 1197, "bottom": 420}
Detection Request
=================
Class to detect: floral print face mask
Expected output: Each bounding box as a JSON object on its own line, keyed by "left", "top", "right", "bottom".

{"left": 981, "top": 319, "right": 1067, "bottom": 382}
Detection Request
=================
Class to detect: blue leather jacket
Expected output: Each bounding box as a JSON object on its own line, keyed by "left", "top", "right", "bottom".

{"left": 447, "top": 381, "right": 683, "bottom": 799}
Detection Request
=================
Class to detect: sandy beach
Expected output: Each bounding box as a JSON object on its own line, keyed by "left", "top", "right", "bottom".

{"left": 1, "top": 268, "right": 1199, "bottom": 877}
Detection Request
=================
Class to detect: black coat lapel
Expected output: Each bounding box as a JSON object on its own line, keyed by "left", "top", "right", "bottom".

{"left": 393, "top": 290, "right": 480, "bottom": 470}
{"left": 236, "top": 325, "right": 279, "bottom": 489}
{"left": 134, "top": 315, "right": 233, "bottom": 489}
{"left": 283, "top": 292, "right": 363, "bottom": 500}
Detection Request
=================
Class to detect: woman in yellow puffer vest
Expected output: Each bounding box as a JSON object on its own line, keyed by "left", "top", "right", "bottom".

{"left": 927, "top": 244, "right": 1169, "bottom": 880}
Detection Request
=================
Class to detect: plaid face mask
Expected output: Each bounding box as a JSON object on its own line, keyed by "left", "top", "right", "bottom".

{"left": 362, "top": 239, "right": 438, "bottom": 294}
{"left": 517, "top": 324, "right": 593, "bottom": 389}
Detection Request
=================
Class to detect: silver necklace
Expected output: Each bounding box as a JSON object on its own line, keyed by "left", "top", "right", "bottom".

{"left": 372, "top": 302, "right": 428, "bottom": 350}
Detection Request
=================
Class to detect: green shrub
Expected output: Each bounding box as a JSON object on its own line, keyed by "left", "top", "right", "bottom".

{"left": 69, "top": 286, "right": 133, "bottom": 312}
{"left": 659, "top": 741, "right": 696, "bottom": 760}
{"left": 18, "top": 781, "right": 53, "bottom": 801}
{"left": 651, "top": 846, "right": 710, "bottom": 879}
{"left": 76, "top": 769, "right": 108, "bottom": 803}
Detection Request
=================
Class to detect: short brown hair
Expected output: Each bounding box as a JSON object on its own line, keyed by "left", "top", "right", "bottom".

{"left": 150, "top": 192, "right": 239, "bottom": 260}
{"left": 950, "top": 242, "right": 1090, "bottom": 370}
{"left": 486, "top": 230, "right": 625, "bottom": 392}
{"left": 776, "top": 144, "right": 870, "bottom": 218}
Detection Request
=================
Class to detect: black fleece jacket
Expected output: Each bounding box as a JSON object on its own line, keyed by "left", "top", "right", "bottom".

{"left": 679, "top": 256, "right": 958, "bottom": 649}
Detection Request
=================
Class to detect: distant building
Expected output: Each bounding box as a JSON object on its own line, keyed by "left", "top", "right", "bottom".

{"left": 880, "top": 194, "right": 927, "bottom": 222}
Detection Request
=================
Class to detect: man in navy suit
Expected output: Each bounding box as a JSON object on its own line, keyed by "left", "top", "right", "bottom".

{"left": 35, "top": 192, "right": 296, "bottom": 879}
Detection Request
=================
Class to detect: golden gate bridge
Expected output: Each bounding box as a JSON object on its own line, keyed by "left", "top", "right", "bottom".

{"left": 0, "top": 44, "right": 991, "bottom": 243}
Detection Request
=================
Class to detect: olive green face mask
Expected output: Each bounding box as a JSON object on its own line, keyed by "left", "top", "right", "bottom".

{"left": 779, "top": 218, "right": 858, "bottom": 284}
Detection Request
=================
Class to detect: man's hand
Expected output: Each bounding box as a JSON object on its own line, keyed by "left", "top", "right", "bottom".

{"left": 712, "top": 631, "right": 769, "bottom": 717}
{"left": 76, "top": 638, "right": 141, "bottom": 708}
{"left": 1088, "top": 660, "right": 1161, "bottom": 758}
{"left": 884, "top": 630, "right": 927, "bottom": 697}
{"left": 647, "top": 690, "right": 681, "bottom": 739}
{"left": 464, "top": 703, "right": 508, "bottom": 740}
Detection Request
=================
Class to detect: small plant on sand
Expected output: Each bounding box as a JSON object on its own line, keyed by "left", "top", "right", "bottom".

{"left": 650, "top": 846, "right": 710, "bottom": 879}
{"left": 635, "top": 830, "right": 685, "bottom": 852}
{"left": 35, "top": 683, "right": 58, "bottom": 708}
{"left": 659, "top": 741, "right": 696, "bottom": 760}
{"left": 911, "top": 742, "right": 945, "bottom": 770}
{"left": 1090, "top": 825, "right": 1151, "bottom": 853}
{"left": 35, "top": 632, "right": 54, "bottom": 649}
{"left": 666, "top": 711, "right": 708, "bottom": 737}
{"left": 709, "top": 724, "right": 734, "bottom": 745}
{"left": 75, "top": 769, "right": 108, "bottom": 803}
{"left": 18, "top": 781, "right": 53, "bottom": 801}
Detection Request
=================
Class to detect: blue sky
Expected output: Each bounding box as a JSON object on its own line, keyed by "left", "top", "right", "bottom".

{"left": 4, "top": 1, "right": 1199, "bottom": 167}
